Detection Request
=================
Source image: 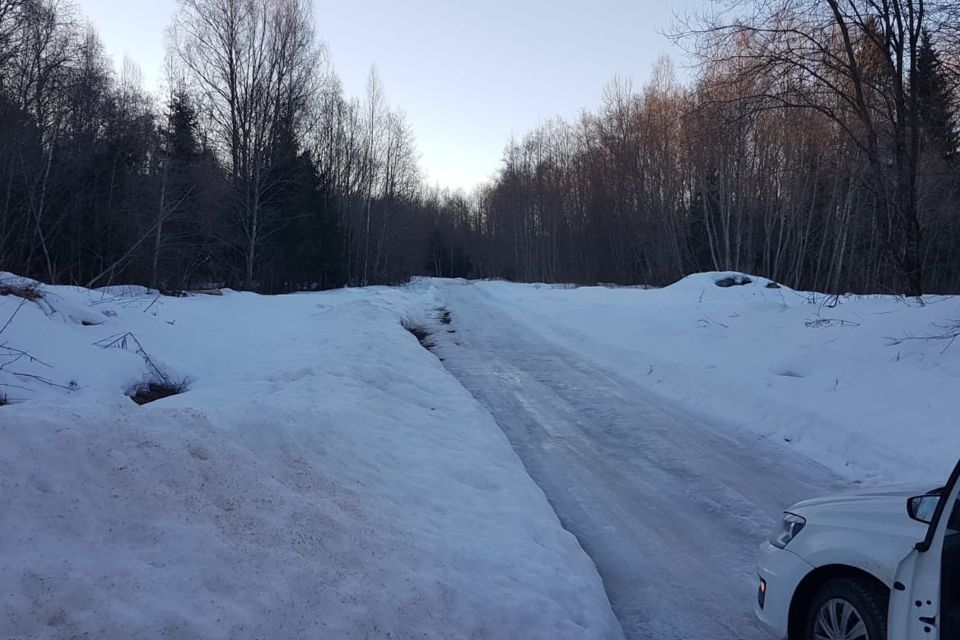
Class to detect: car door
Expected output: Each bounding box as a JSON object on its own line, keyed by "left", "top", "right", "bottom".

{"left": 888, "top": 459, "right": 960, "bottom": 640}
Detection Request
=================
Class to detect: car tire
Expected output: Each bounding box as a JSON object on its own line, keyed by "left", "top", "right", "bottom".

{"left": 804, "top": 577, "right": 888, "bottom": 640}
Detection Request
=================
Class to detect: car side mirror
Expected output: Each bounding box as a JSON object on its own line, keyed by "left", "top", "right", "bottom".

{"left": 907, "top": 495, "right": 940, "bottom": 524}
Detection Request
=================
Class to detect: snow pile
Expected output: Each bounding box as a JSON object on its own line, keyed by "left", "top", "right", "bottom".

{"left": 0, "top": 275, "right": 622, "bottom": 639}
{"left": 456, "top": 273, "right": 960, "bottom": 483}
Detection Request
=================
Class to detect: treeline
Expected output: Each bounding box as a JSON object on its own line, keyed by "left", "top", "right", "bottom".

{"left": 0, "top": 0, "right": 472, "bottom": 292}
{"left": 1, "top": 0, "right": 959, "bottom": 295}
{"left": 475, "top": 0, "right": 960, "bottom": 295}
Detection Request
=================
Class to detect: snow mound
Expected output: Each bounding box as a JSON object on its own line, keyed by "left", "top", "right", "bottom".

{"left": 661, "top": 271, "right": 795, "bottom": 303}
{"left": 453, "top": 275, "right": 960, "bottom": 483}
{"left": 0, "top": 278, "right": 622, "bottom": 639}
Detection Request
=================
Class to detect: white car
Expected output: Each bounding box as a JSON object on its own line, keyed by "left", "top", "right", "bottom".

{"left": 756, "top": 459, "right": 959, "bottom": 639}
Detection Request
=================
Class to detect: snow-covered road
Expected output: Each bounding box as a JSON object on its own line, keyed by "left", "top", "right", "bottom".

{"left": 431, "top": 283, "right": 847, "bottom": 639}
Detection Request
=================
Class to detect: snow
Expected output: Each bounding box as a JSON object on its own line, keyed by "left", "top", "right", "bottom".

{"left": 455, "top": 273, "right": 960, "bottom": 484}
{"left": 0, "top": 275, "right": 622, "bottom": 639}
{"left": 421, "top": 282, "right": 841, "bottom": 638}
{"left": 3, "top": 269, "right": 956, "bottom": 638}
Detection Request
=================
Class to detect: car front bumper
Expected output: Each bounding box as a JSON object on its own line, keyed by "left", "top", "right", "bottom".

{"left": 755, "top": 540, "right": 815, "bottom": 639}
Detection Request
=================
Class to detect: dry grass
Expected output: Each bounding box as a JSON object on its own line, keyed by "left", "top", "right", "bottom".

{"left": 0, "top": 282, "right": 42, "bottom": 301}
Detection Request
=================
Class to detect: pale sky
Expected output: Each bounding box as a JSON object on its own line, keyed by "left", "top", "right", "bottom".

{"left": 76, "top": 0, "right": 701, "bottom": 192}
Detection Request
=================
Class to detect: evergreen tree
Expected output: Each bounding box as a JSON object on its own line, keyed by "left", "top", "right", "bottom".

{"left": 150, "top": 86, "right": 205, "bottom": 289}
{"left": 915, "top": 31, "right": 958, "bottom": 162}
{"left": 266, "top": 117, "right": 345, "bottom": 291}
{"left": 165, "top": 87, "right": 200, "bottom": 170}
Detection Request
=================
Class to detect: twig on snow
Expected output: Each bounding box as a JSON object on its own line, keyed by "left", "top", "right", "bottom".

{"left": 94, "top": 332, "right": 171, "bottom": 385}
{"left": 885, "top": 322, "right": 960, "bottom": 354}
{"left": 697, "top": 316, "right": 729, "bottom": 329}
{"left": 0, "top": 343, "right": 53, "bottom": 368}
{"left": 0, "top": 299, "right": 26, "bottom": 336}
{"left": 7, "top": 371, "right": 75, "bottom": 390}
{"left": 805, "top": 318, "right": 861, "bottom": 328}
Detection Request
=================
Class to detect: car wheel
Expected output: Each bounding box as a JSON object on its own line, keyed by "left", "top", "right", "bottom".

{"left": 804, "top": 577, "right": 887, "bottom": 640}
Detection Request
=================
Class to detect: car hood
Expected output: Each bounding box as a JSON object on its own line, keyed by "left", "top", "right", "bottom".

{"left": 789, "top": 483, "right": 936, "bottom": 538}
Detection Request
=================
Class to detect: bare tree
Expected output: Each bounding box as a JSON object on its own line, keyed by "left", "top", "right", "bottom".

{"left": 675, "top": 0, "right": 960, "bottom": 295}
{"left": 172, "top": 0, "right": 322, "bottom": 288}
{"left": 0, "top": 0, "right": 24, "bottom": 78}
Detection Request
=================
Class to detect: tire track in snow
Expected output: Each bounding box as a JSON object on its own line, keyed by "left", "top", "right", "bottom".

{"left": 427, "top": 283, "right": 847, "bottom": 640}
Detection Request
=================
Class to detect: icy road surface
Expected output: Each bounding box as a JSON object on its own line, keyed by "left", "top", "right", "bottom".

{"left": 431, "top": 283, "right": 847, "bottom": 639}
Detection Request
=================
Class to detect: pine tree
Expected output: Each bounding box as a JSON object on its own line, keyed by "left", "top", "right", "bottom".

{"left": 151, "top": 86, "right": 204, "bottom": 289}
{"left": 915, "top": 31, "right": 958, "bottom": 162}
{"left": 266, "top": 114, "right": 345, "bottom": 291}
{"left": 165, "top": 87, "right": 200, "bottom": 169}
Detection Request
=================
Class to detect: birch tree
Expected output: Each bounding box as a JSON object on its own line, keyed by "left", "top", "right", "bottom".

{"left": 173, "top": 0, "right": 322, "bottom": 288}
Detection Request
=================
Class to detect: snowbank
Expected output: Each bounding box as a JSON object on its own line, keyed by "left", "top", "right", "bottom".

{"left": 457, "top": 273, "right": 960, "bottom": 483}
{"left": 0, "top": 276, "right": 622, "bottom": 639}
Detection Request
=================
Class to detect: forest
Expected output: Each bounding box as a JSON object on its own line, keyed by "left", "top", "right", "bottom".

{"left": 1, "top": 0, "right": 958, "bottom": 294}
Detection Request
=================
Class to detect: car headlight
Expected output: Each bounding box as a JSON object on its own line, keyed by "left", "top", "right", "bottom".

{"left": 770, "top": 513, "right": 806, "bottom": 549}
